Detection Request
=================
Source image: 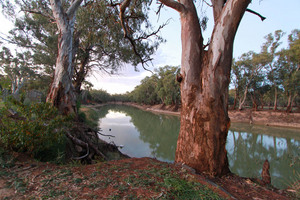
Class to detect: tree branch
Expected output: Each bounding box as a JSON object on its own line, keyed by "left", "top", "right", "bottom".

{"left": 211, "top": 0, "right": 226, "bottom": 22}
{"left": 67, "top": 0, "right": 84, "bottom": 17}
{"left": 118, "top": 0, "right": 157, "bottom": 72}
{"left": 158, "top": 0, "right": 186, "bottom": 13}
{"left": 136, "top": 21, "right": 168, "bottom": 41}
{"left": 246, "top": 8, "right": 266, "bottom": 21}
{"left": 49, "top": 0, "right": 67, "bottom": 30}
{"left": 21, "top": 9, "right": 55, "bottom": 22}
{"left": 210, "top": 0, "right": 251, "bottom": 69}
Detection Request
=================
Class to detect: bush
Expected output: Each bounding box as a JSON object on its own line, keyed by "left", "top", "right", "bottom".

{"left": 0, "top": 99, "right": 71, "bottom": 162}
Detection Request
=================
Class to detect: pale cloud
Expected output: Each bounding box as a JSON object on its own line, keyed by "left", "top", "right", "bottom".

{"left": 88, "top": 67, "right": 153, "bottom": 94}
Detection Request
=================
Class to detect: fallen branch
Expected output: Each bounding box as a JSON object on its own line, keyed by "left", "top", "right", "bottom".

{"left": 80, "top": 131, "right": 108, "bottom": 160}
{"left": 65, "top": 131, "right": 106, "bottom": 160}
{"left": 98, "top": 131, "right": 115, "bottom": 138}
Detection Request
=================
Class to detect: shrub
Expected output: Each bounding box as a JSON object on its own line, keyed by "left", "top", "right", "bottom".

{"left": 0, "top": 99, "right": 71, "bottom": 162}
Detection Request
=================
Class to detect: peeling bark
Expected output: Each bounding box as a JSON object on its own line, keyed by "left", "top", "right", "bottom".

{"left": 47, "top": 0, "right": 83, "bottom": 114}
{"left": 160, "top": 0, "right": 251, "bottom": 176}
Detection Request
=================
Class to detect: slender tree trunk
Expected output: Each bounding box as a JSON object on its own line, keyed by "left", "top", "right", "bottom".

{"left": 239, "top": 84, "right": 249, "bottom": 110}
{"left": 74, "top": 52, "right": 90, "bottom": 95}
{"left": 260, "top": 95, "right": 264, "bottom": 110}
{"left": 287, "top": 94, "right": 298, "bottom": 113}
{"left": 233, "top": 87, "right": 238, "bottom": 110}
{"left": 286, "top": 94, "right": 292, "bottom": 113}
{"left": 250, "top": 91, "right": 258, "bottom": 111}
{"left": 273, "top": 86, "right": 278, "bottom": 110}
{"left": 159, "top": 0, "right": 251, "bottom": 176}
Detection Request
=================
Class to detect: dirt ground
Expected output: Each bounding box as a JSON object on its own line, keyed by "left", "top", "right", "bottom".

{"left": 1, "top": 104, "right": 299, "bottom": 199}
{"left": 0, "top": 153, "right": 298, "bottom": 200}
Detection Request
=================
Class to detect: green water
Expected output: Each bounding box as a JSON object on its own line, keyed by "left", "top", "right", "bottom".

{"left": 96, "top": 104, "right": 300, "bottom": 189}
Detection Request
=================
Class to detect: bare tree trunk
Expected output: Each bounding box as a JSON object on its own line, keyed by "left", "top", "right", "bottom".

{"left": 287, "top": 94, "right": 298, "bottom": 113}
{"left": 286, "top": 94, "right": 292, "bottom": 113}
{"left": 47, "top": 0, "right": 83, "bottom": 114}
{"left": 260, "top": 95, "right": 264, "bottom": 110}
{"left": 160, "top": 0, "right": 251, "bottom": 176}
{"left": 233, "top": 87, "right": 238, "bottom": 110}
{"left": 273, "top": 86, "right": 278, "bottom": 110}
{"left": 74, "top": 52, "right": 90, "bottom": 95}
{"left": 250, "top": 91, "right": 258, "bottom": 111}
{"left": 239, "top": 84, "right": 249, "bottom": 110}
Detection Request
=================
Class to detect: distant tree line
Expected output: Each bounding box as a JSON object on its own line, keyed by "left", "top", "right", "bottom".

{"left": 1, "top": 27, "right": 299, "bottom": 113}
{"left": 230, "top": 29, "right": 299, "bottom": 112}
{"left": 0, "top": 0, "right": 163, "bottom": 111}
{"left": 87, "top": 29, "right": 300, "bottom": 113}
{"left": 86, "top": 66, "right": 181, "bottom": 106}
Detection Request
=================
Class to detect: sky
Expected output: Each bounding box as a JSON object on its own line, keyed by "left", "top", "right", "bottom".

{"left": 1, "top": 0, "right": 300, "bottom": 94}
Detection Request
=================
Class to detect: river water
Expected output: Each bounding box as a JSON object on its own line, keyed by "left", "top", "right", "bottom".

{"left": 96, "top": 104, "right": 300, "bottom": 189}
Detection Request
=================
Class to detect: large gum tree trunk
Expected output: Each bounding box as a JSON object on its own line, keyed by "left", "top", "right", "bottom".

{"left": 160, "top": 0, "right": 251, "bottom": 176}
{"left": 47, "top": 0, "right": 83, "bottom": 114}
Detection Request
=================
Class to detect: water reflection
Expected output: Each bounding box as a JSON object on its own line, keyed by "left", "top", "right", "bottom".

{"left": 227, "top": 123, "right": 300, "bottom": 188}
{"left": 97, "top": 105, "right": 179, "bottom": 162}
{"left": 96, "top": 105, "right": 300, "bottom": 189}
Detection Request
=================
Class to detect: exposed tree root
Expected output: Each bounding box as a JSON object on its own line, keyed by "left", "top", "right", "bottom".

{"left": 66, "top": 122, "right": 128, "bottom": 163}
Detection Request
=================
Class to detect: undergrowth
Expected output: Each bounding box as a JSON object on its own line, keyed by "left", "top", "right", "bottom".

{"left": 0, "top": 98, "right": 71, "bottom": 163}
{"left": 79, "top": 106, "right": 101, "bottom": 129}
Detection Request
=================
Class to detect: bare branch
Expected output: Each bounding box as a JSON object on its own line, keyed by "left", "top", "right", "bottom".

{"left": 158, "top": 0, "right": 186, "bottom": 13}
{"left": 98, "top": 131, "right": 115, "bottom": 138}
{"left": 118, "top": 0, "right": 157, "bottom": 72}
{"left": 50, "top": 0, "right": 67, "bottom": 29}
{"left": 211, "top": 0, "right": 226, "bottom": 22}
{"left": 203, "top": 0, "right": 212, "bottom": 7}
{"left": 246, "top": 8, "right": 266, "bottom": 21}
{"left": 156, "top": 3, "right": 164, "bottom": 15}
{"left": 21, "top": 9, "right": 55, "bottom": 22}
{"left": 119, "top": 0, "right": 132, "bottom": 38}
{"left": 136, "top": 21, "right": 169, "bottom": 41}
{"left": 0, "top": 34, "right": 35, "bottom": 48}
{"left": 67, "top": 0, "right": 84, "bottom": 17}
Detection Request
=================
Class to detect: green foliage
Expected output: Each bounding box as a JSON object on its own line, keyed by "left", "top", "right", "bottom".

{"left": 0, "top": 100, "right": 71, "bottom": 162}
{"left": 155, "top": 66, "right": 181, "bottom": 105}
{"left": 79, "top": 106, "right": 102, "bottom": 129}
{"left": 0, "top": 146, "right": 15, "bottom": 168}
{"left": 89, "top": 89, "right": 112, "bottom": 103}
{"left": 230, "top": 29, "right": 300, "bottom": 110}
{"left": 0, "top": 47, "right": 38, "bottom": 95}
{"left": 163, "top": 176, "right": 223, "bottom": 200}
{"left": 129, "top": 65, "right": 181, "bottom": 106}
{"left": 131, "top": 75, "right": 160, "bottom": 105}
{"left": 1, "top": 0, "right": 164, "bottom": 97}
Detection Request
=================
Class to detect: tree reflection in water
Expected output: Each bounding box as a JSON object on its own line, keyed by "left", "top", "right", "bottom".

{"left": 97, "top": 105, "right": 179, "bottom": 162}
{"left": 227, "top": 123, "right": 300, "bottom": 189}
{"left": 96, "top": 105, "right": 299, "bottom": 189}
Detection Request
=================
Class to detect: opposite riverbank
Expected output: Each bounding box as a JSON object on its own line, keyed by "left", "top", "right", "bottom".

{"left": 96, "top": 102, "right": 300, "bottom": 129}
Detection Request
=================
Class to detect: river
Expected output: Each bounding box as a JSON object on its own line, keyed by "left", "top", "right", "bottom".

{"left": 96, "top": 104, "right": 300, "bottom": 189}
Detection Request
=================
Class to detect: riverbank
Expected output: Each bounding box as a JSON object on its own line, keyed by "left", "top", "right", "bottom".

{"left": 0, "top": 149, "right": 297, "bottom": 200}
{"left": 0, "top": 105, "right": 298, "bottom": 199}
{"left": 110, "top": 102, "right": 300, "bottom": 129}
